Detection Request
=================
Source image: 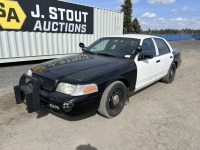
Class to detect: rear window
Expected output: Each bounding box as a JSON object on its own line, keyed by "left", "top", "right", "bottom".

{"left": 154, "top": 38, "right": 170, "bottom": 55}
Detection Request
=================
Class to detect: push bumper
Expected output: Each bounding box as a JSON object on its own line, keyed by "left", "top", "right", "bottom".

{"left": 14, "top": 74, "right": 101, "bottom": 116}
{"left": 14, "top": 74, "right": 42, "bottom": 113}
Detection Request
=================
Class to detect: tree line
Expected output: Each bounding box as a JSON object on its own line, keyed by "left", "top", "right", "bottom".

{"left": 143, "top": 29, "right": 200, "bottom": 34}
{"left": 121, "top": 0, "right": 200, "bottom": 34}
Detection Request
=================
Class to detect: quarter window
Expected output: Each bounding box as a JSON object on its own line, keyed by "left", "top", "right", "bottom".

{"left": 141, "top": 38, "right": 156, "bottom": 56}
{"left": 154, "top": 38, "right": 170, "bottom": 55}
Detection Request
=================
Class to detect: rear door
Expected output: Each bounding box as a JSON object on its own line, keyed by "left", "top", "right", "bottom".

{"left": 153, "top": 38, "right": 173, "bottom": 78}
{"left": 135, "top": 38, "right": 159, "bottom": 91}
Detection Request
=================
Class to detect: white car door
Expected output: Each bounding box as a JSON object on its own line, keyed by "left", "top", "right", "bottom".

{"left": 135, "top": 38, "right": 159, "bottom": 91}
{"left": 153, "top": 38, "right": 173, "bottom": 79}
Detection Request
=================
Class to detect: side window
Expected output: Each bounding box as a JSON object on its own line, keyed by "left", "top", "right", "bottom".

{"left": 90, "top": 40, "right": 109, "bottom": 51}
{"left": 154, "top": 38, "right": 170, "bottom": 55}
{"left": 141, "top": 38, "right": 156, "bottom": 56}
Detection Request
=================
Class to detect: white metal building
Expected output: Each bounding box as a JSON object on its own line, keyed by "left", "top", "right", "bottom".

{"left": 0, "top": 0, "right": 124, "bottom": 63}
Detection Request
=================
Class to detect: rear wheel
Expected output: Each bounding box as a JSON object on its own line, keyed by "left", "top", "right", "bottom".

{"left": 98, "top": 81, "right": 127, "bottom": 118}
{"left": 162, "top": 63, "right": 176, "bottom": 84}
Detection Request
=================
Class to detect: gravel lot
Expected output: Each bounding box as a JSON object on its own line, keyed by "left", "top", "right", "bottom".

{"left": 1, "top": 40, "right": 200, "bottom": 150}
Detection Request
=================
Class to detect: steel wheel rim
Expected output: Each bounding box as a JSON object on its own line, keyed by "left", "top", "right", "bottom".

{"left": 109, "top": 89, "right": 123, "bottom": 111}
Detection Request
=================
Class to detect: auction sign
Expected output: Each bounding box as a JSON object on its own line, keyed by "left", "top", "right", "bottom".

{"left": 0, "top": 0, "right": 94, "bottom": 34}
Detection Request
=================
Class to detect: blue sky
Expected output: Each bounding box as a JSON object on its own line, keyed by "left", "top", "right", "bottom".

{"left": 66, "top": 0, "right": 200, "bottom": 30}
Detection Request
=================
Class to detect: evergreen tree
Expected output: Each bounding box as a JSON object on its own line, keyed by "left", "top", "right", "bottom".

{"left": 121, "top": 0, "right": 133, "bottom": 33}
{"left": 132, "top": 18, "right": 142, "bottom": 33}
{"left": 147, "top": 28, "right": 151, "bottom": 34}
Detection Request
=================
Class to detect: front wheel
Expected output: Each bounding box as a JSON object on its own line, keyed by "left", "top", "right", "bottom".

{"left": 162, "top": 63, "right": 176, "bottom": 84}
{"left": 98, "top": 81, "right": 127, "bottom": 118}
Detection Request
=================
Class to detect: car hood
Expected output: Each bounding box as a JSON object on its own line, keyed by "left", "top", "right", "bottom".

{"left": 32, "top": 53, "right": 129, "bottom": 81}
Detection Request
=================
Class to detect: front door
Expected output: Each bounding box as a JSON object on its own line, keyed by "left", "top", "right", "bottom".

{"left": 135, "top": 38, "right": 159, "bottom": 91}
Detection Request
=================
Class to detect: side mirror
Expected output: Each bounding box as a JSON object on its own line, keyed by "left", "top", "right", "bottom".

{"left": 135, "top": 45, "right": 142, "bottom": 54}
{"left": 79, "top": 43, "right": 85, "bottom": 51}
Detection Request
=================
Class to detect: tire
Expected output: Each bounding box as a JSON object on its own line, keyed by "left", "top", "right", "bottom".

{"left": 98, "top": 81, "right": 127, "bottom": 118}
{"left": 162, "top": 63, "right": 176, "bottom": 84}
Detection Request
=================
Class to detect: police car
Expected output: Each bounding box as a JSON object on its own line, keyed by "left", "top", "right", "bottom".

{"left": 14, "top": 34, "right": 181, "bottom": 118}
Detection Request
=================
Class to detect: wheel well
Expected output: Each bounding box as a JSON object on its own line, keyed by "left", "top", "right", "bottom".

{"left": 118, "top": 78, "right": 129, "bottom": 88}
{"left": 104, "top": 78, "right": 130, "bottom": 92}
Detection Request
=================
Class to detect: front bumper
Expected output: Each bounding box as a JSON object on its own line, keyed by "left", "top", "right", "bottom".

{"left": 14, "top": 74, "right": 101, "bottom": 116}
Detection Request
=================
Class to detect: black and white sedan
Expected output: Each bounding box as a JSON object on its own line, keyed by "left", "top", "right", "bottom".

{"left": 14, "top": 34, "right": 181, "bottom": 118}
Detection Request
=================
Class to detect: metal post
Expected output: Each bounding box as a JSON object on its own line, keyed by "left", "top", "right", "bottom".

{"left": 26, "top": 93, "right": 34, "bottom": 113}
{"left": 32, "top": 80, "right": 42, "bottom": 112}
{"left": 14, "top": 85, "right": 22, "bottom": 104}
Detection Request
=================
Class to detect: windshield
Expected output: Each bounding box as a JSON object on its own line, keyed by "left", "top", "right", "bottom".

{"left": 85, "top": 37, "right": 140, "bottom": 58}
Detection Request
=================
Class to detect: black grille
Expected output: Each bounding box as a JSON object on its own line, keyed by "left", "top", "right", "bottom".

{"left": 32, "top": 73, "right": 55, "bottom": 91}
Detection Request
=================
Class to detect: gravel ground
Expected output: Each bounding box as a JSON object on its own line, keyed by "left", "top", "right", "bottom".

{"left": 0, "top": 40, "right": 200, "bottom": 150}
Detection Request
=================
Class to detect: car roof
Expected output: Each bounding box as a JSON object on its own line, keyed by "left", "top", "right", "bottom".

{"left": 105, "top": 34, "right": 160, "bottom": 40}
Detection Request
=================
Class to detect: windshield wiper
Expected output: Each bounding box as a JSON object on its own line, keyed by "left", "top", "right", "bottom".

{"left": 96, "top": 53, "right": 116, "bottom": 58}
{"left": 83, "top": 51, "right": 96, "bottom": 55}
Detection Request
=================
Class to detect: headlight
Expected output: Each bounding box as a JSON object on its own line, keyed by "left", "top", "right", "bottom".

{"left": 27, "top": 69, "right": 32, "bottom": 76}
{"left": 56, "top": 83, "right": 98, "bottom": 96}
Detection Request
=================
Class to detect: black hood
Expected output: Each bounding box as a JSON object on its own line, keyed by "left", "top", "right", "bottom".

{"left": 32, "top": 53, "right": 130, "bottom": 81}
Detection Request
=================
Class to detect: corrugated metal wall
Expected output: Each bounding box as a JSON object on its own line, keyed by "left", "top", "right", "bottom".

{"left": 0, "top": 8, "right": 124, "bottom": 63}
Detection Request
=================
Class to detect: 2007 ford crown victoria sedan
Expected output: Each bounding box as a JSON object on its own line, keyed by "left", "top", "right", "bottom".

{"left": 14, "top": 34, "right": 181, "bottom": 118}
